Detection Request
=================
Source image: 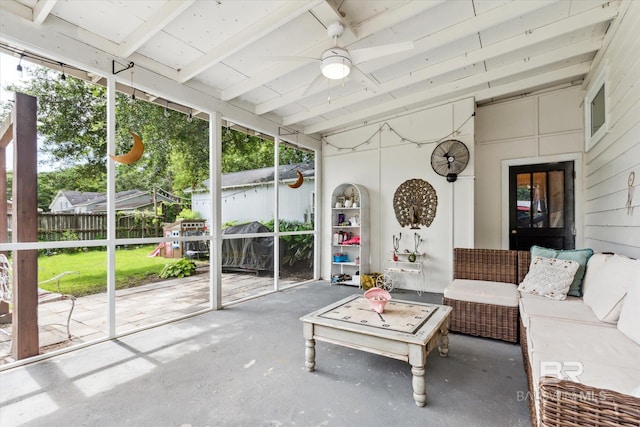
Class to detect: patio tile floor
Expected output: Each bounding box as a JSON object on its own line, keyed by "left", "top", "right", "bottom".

{"left": 0, "top": 272, "right": 297, "bottom": 365}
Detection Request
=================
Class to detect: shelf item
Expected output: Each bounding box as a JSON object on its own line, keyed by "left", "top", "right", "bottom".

{"left": 330, "top": 183, "right": 369, "bottom": 288}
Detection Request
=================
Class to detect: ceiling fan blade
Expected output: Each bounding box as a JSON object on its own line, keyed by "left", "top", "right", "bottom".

{"left": 303, "top": 73, "right": 328, "bottom": 97}
{"left": 263, "top": 55, "right": 319, "bottom": 63}
{"left": 350, "top": 41, "right": 414, "bottom": 64}
{"left": 349, "top": 66, "right": 379, "bottom": 93}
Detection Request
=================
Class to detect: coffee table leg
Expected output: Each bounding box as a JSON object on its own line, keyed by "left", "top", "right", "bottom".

{"left": 305, "top": 339, "right": 316, "bottom": 372}
{"left": 411, "top": 365, "right": 427, "bottom": 407}
{"left": 438, "top": 320, "right": 450, "bottom": 357}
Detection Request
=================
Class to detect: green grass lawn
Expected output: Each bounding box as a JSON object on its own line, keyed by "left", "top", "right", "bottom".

{"left": 37, "top": 245, "right": 183, "bottom": 297}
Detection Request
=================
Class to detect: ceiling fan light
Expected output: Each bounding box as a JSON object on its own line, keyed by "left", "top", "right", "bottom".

{"left": 322, "top": 60, "right": 351, "bottom": 79}
{"left": 321, "top": 48, "right": 352, "bottom": 80}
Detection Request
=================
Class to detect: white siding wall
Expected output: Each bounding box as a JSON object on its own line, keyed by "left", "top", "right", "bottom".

{"left": 474, "top": 0, "right": 640, "bottom": 259}
{"left": 583, "top": 0, "right": 640, "bottom": 258}
{"left": 49, "top": 195, "right": 71, "bottom": 213}
{"left": 322, "top": 99, "right": 475, "bottom": 293}
{"left": 193, "top": 180, "right": 315, "bottom": 225}
{"left": 475, "top": 85, "right": 584, "bottom": 249}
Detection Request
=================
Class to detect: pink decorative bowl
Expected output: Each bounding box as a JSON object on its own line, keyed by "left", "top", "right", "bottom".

{"left": 364, "top": 288, "right": 392, "bottom": 314}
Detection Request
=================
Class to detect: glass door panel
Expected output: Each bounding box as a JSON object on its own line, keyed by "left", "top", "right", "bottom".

{"left": 548, "top": 171, "right": 565, "bottom": 228}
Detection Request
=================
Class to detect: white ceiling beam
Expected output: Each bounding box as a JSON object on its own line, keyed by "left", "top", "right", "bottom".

{"left": 361, "top": 0, "right": 559, "bottom": 74}
{"left": 474, "top": 63, "right": 590, "bottom": 103}
{"left": 119, "top": 0, "right": 195, "bottom": 58}
{"left": 315, "top": 0, "right": 444, "bottom": 39}
{"left": 416, "top": 0, "right": 557, "bottom": 49}
{"left": 18, "top": 11, "right": 184, "bottom": 82}
{"left": 281, "top": 4, "right": 617, "bottom": 124}
{"left": 86, "top": 72, "right": 103, "bottom": 84}
{"left": 220, "top": 39, "right": 333, "bottom": 101}
{"left": 304, "top": 39, "right": 600, "bottom": 134}
{"left": 257, "top": 0, "right": 562, "bottom": 115}
{"left": 0, "top": 0, "right": 31, "bottom": 21}
{"left": 0, "top": 9, "right": 321, "bottom": 149}
{"left": 316, "top": 0, "right": 357, "bottom": 39}
{"left": 3, "top": 2, "right": 192, "bottom": 86}
{"left": 221, "top": 0, "right": 444, "bottom": 102}
{"left": 32, "top": 0, "right": 56, "bottom": 24}
{"left": 353, "top": 0, "right": 445, "bottom": 36}
{"left": 178, "top": 0, "right": 324, "bottom": 83}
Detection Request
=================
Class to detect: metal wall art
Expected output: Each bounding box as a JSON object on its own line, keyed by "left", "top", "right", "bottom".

{"left": 393, "top": 179, "right": 438, "bottom": 229}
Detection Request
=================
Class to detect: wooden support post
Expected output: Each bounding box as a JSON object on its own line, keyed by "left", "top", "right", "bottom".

{"left": 11, "top": 93, "right": 39, "bottom": 360}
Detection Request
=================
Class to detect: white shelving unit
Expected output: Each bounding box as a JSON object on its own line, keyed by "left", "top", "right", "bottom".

{"left": 330, "top": 183, "right": 369, "bottom": 287}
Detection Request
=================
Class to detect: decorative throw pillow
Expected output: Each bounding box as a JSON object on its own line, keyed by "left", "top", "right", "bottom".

{"left": 618, "top": 280, "right": 640, "bottom": 345}
{"left": 518, "top": 256, "right": 579, "bottom": 300}
{"left": 583, "top": 254, "right": 639, "bottom": 323}
{"left": 530, "top": 246, "right": 593, "bottom": 297}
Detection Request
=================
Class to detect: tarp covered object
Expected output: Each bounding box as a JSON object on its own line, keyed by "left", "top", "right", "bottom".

{"left": 221, "top": 221, "right": 273, "bottom": 272}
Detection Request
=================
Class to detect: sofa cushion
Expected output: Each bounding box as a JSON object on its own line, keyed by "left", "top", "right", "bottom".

{"left": 583, "top": 254, "right": 639, "bottom": 323}
{"left": 580, "top": 252, "right": 612, "bottom": 295}
{"left": 518, "top": 256, "right": 579, "bottom": 300}
{"left": 530, "top": 245, "right": 593, "bottom": 297}
{"left": 526, "top": 317, "right": 640, "bottom": 370}
{"left": 444, "top": 279, "right": 519, "bottom": 307}
{"left": 518, "top": 292, "right": 609, "bottom": 328}
{"left": 531, "top": 352, "right": 640, "bottom": 398}
{"left": 617, "top": 278, "right": 640, "bottom": 345}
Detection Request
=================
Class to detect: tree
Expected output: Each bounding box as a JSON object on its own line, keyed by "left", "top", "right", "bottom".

{"left": 2, "top": 64, "right": 313, "bottom": 202}
{"left": 5, "top": 66, "right": 209, "bottom": 195}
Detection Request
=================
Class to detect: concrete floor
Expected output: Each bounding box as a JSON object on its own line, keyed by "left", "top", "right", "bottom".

{"left": 0, "top": 282, "right": 531, "bottom": 427}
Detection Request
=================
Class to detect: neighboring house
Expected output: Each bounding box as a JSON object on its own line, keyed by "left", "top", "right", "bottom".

{"left": 48, "top": 190, "right": 177, "bottom": 214}
{"left": 191, "top": 162, "right": 315, "bottom": 225}
{"left": 48, "top": 191, "right": 102, "bottom": 213}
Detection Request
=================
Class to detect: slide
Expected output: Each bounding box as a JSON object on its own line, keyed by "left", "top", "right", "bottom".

{"left": 148, "top": 243, "right": 163, "bottom": 257}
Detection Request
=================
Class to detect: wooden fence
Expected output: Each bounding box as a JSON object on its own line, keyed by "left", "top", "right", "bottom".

{"left": 8, "top": 212, "right": 163, "bottom": 241}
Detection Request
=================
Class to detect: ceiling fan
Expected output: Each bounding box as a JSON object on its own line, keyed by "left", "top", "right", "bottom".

{"left": 283, "top": 22, "right": 414, "bottom": 95}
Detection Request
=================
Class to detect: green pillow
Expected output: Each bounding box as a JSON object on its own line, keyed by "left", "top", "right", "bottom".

{"left": 530, "top": 245, "right": 594, "bottom": 297}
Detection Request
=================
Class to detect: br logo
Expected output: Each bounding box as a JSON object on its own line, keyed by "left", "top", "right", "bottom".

{"left": 540, "top": 361, "right": 584, "bottom": 382}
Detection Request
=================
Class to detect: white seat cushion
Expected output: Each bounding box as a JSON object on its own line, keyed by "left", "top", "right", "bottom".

{"left": 526, "top": 317, "right": 640, "bottom": 375}
{"left": 531, "top": 351, "right": 640, "bottom": 401}
{"left": 518, "top": 292, "right": 611, "bottom": 328}
{"left": 444, "top": 279, "right": 519, "bottom": 307}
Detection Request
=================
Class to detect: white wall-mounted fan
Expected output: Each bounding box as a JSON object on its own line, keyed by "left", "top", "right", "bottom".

{"left": 281, "top": 22, "right": 414, "bottom": 95}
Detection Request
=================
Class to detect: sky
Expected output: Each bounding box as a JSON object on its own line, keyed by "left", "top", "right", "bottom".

{"left": 1, "top": 52, "right": 56, "bottom": 172}
{"left": 0, "top": 52, "right": 22, "bottom": 104}
{"left": 0, "top": 52, "right": 20, "bottom": 171}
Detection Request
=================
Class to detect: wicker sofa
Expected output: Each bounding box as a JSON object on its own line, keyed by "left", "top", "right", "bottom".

{"left": 444, "top": 248, "right": 640, "bottom": 426}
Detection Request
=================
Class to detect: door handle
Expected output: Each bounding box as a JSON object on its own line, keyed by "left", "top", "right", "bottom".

{"left": 511, "top": 229, "right": 518, "bottom": 234}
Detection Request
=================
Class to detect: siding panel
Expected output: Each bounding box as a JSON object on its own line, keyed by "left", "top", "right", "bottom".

{"left": 584, "top": 0, "right": 640, "bottom": 257}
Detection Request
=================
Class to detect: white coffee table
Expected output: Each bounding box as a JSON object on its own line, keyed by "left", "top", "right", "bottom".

{"left": 300, "top": 294, "right": 451, "bottom": 407}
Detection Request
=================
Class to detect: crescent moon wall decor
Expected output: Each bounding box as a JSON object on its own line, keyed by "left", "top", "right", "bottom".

{"left": 393, "top": 179, "right": 438, "bottom": 229}
{"left": 288, "top": 170, "right": 304, "bottom": 188}
{"left": 110, "top": 131, "right": 144, "bottom": 164}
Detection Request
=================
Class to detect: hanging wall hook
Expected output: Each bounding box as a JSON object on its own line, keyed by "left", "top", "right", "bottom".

{"left": 112, "top": 60, "right": 135, "bottom": 75}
